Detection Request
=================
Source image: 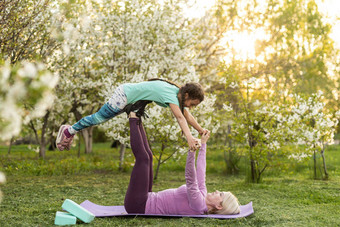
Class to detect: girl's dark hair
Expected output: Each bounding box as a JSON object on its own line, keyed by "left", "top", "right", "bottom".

{"left": 148, "top": 78, "right": 204, "bottom": 114}
{"left": 178, "top": 82, "right": 204, "bottom": 114}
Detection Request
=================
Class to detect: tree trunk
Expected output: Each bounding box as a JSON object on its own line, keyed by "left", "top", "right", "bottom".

{"left": 49, "top": 134, "right": 56, "bottom": 151}
{"left": 320, "top": 148, "right": 328, "bottom": 180}
{"left": 313, "top": 150, "right": 316, "bottom": 180}
{"left": 77, "top": 137, "right": 81, "bottom": 158}
{"left": 72, "top": 104, "right": 94, "bottom": 154}
{"left": 250, "top": 159, "right": 256, "bottom": 183}
{"left": 80, "top": 127, "right": 93, "bottom": 154}
{"left": 7, "top": 137, "right": 14, "bottom": 154}
{"left": 224, "top": 125, "right": 234, "bottom": 174}
{"left": 119, "top": 143, "right": 126, "bottom": 171}
{"left": 249, "top": 147, "right": 256, "bottom": 183}
{"left": 39, "top": 111, "right": 50, "bottom": 159}
{"left": 154, "top": 143, "right": 165, "bottom": 181}
{"left": 29, "top": 111, "right": 49, "bottom": 159}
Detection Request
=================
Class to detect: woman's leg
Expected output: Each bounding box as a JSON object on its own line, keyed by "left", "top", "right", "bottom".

{"left": 68, "top": 85, "right": 127, "bottom": 134}
{"left": 139, "top": 120, "right": 153, "bottom": 192}
{"left": 124, "top": 117, "right": 150, "bottom": 214}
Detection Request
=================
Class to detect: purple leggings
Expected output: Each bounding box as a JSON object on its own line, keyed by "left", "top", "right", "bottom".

{"left": 124, "top": 118, "right": 153, "bottom": 214}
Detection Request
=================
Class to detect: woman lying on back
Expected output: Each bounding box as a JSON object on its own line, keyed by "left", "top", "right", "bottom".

{"left": 124, "top": 112, "right": 240, "bottom": 215}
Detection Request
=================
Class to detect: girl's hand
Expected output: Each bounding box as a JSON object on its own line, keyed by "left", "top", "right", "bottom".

{"left": 188, "top": 137, "right": 201, "bottom": 152}
{"left": 199, "top": 128, "right": 209, "bottom": 136}
{"left": 201, "top": 130, "right": 210, "bottom": 144}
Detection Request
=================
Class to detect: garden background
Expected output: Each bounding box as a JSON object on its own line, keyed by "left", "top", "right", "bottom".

{"left": 0, "top": 0, "right": 339, "bottom": 226}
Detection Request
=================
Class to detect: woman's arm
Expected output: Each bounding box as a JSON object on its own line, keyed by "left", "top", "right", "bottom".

{"left": 196, "top": 143, "right": 207, "bottom": 197}
{"left": 185, "top": 150, "right": 207, "bottom": 212}
{"left": 183, "top": 109, "right": 204, "bottom": 135}
{"left": 197, "top": 131, "right": 209, "bottom": 195}
{"left": 169, "top": 103, "right": 198, "bottom": 151}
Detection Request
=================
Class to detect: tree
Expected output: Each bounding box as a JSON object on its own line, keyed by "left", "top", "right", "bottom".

{"left": 219, "top": 74, "right": 300, "bottom": 182}
{"left": 207, "top": 0, "right": 339, "bottom": 180}
{"left": 0, "top": 60, "right": 58, "bottom": 203}
{"left": 1, "top": 0, "right": 63, "bottom": 157}
{"left": 0, "top": 0, "right": 57, "bottom": 64}
{"left": 92, "top": 0, "right": 219, "bottom": 176}
{"left": 51, "top": 0, "right": 218, "bottom": 160}
{"left": 223, "top": 0, "right": 337, "bottom": 104}
{"left": 287, "top": 92, "right": 340, "bottom": 179}
{"left": 0, "top": 60, "right": 58, "bottom": 142}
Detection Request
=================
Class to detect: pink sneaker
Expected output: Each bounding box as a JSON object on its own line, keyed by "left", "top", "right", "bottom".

{"left": 56, "top": 125, "right": 74, "bottom": 151}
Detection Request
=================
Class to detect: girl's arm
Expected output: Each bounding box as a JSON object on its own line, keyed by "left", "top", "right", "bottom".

{"left": 183, "top": 109, "right": 204, "bottom": 135}
{"left": 169, "top": 103, "right": 198, "bottom": 151}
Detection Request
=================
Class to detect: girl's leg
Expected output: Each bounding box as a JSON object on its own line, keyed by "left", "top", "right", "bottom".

{"left": 68, "top": 85, "right": 127, "bottom": 134}
{"left": 56, "top": 86, "right": 127, "bottom": 151}
{"left": 124, "top": 118, "right": 150, "bottom": 214}
{"left": 138, "top": 120, "right": 153, "bottom": 192}
{"left": 69, "top": 103, "right": 120, "bottom": 133}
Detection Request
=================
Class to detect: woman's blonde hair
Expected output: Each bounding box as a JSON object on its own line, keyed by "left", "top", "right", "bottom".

{"left": 208, "top": 191, "right": 240, "bottom": 215}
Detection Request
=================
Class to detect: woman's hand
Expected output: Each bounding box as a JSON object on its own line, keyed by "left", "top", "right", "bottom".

{"left": 201, "top": 130, "right": 210, "bottom": 144}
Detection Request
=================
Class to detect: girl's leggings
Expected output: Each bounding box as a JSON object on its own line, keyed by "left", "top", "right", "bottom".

{"left": 124, "top": 118, "right": 153, "bottom": 214}
{"left": 69, "top": 86, "right": 127, "bottom": 134}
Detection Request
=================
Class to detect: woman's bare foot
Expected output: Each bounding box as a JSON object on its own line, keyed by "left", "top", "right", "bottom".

{"left": 129, "top": 112, "right": 138, "bottom": 118}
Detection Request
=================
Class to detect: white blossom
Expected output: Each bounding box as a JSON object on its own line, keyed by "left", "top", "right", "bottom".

{"left": 0, "top": 172, "right": 6, "bottom": 184}
{"left": 253, "top": 100, "right": 261, "bottom": 106}
{"left": 0, "top": 61, "right": 58, "bottom": 141}
{"left": 288, "top": 153, "right": 311, "bottom": 162}
{"left": 229, "top": 81, "right": 238, "bottom": 88}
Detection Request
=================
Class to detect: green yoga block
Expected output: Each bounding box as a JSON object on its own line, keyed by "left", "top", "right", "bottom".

{"left": 54, "top": 211, "right": 77, "bottom": 226}
{"left": 62, "top": 199, "right": 95, "bottom": 223}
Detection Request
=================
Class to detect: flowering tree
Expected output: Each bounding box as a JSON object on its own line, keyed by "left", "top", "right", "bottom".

{"left": 0, "top": 60, "right": 58, "bottom": 142}
{"left": 0, "top": 0, "right": 57, "bottom": 64}
{"left": 219, "top": 75, "right": 300, "bottom": 182}
{"left": 93, "top": 0, "right": 218, "bottom": 177}
{"left": 287, "top": 92, "right": 340, "bottom": 179}
{"left": 50, "top": 0, "right": 218, "bottom": 171}
{"left": 218, "top": 69, "right": 340, "bottom": 182}
{"left": 0, "top": 60, "right": 58, "bottom": 204}
{"left": 1, "top": 0, "right": 63, "bottom": 157}
{"left": 207, "top": 0, "right": 339, "bottom": 181}
{"left": 46, "top": 0, "right": 106, "bottom": 153}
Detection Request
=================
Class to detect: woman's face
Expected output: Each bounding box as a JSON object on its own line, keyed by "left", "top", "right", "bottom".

{"left": 205, "top": 190, "right": 224, "bottom": 208}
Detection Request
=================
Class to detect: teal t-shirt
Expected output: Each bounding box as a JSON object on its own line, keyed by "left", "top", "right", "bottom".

{"left": 123, "top": 81, "right": 180, "bottom": 107}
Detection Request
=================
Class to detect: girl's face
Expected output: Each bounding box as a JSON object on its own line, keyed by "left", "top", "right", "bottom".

{"left": 184, "top": 99, "right": 200, "bottom": 109}
{"left": 184, "top": 96, "right": 201, "bottom": 109}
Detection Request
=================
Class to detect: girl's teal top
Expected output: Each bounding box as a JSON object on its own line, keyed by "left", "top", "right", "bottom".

{"left": 123, "top": 81, "right": 180, "bottom": 107}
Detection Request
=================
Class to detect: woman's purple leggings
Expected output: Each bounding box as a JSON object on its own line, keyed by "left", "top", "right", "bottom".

{"left": 124, "top": 118, "right": 153, "bottom": 214}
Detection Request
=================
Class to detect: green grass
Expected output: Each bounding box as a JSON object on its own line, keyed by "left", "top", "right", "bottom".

{"left": 0, "top": 143, "right": 340, "bottom": 226}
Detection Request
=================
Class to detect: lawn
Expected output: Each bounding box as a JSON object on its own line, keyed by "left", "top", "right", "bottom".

{"left": 0, "top": 143, "right": 339, "bottom": 226}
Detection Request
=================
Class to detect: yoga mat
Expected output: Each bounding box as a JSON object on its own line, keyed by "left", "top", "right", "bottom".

{"left": 80, "top": 200, "right": 254, "bottom": 219}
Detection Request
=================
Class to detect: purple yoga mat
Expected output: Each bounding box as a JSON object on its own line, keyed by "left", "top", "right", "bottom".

{"left": 80, "top": 200, "right": 254, "bottom": 219}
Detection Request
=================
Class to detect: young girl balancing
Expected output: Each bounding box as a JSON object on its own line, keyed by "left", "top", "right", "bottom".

{"left": 56, "top": 79, "right": 207, "bottom": 151}
{"left": 124, "top": 112, "right": 240, "bottom": 215}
